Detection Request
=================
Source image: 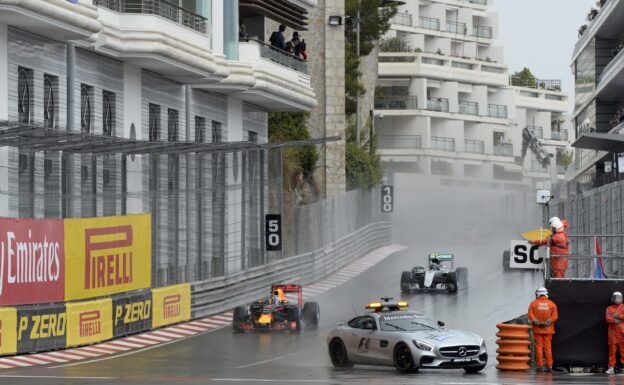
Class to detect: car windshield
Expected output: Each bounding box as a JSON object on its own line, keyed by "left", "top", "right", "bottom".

{"left": 379, "top": 314, "right": 440, "bottom": 332}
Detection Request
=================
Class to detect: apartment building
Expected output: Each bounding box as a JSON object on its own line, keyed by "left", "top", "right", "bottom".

{"left": 374, "top": 0, "right": 571, "bottom": 191}
{"left": 0, "top": 0, "right": 317, "bottom": 283}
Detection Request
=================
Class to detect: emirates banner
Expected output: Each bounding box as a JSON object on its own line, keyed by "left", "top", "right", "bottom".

{"left": 0, "top": 218, "right": 65, "bottom": 305}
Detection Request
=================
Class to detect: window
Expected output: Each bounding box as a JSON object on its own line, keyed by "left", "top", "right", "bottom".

{"left": 195, "top": 116, "right": 206, "bottom": 143}
{"left": 81, "top": 84, "right": 93, "bottom": 134}
{"left": 149, "top": 103, "right": 160, "bottom": 141}
{"left": 248, "top": 131, "right": 258, "bottom": 143}
{"left": 168, "top": 109, "right": 179, "bottom": 142}
{"left": 17, "top": 67, "right": 33, "bottom": 124}
{"left": 348, "top": 316, "right": 377, "bottom": 330}
{"left": 102, "top": 91, "right": 115, "bottom": 136}
{"left": 212, "top": 121, "right": 222, "bottom": 143}
{"left": 43, "top": 74, "right": 57, "bottom": 129}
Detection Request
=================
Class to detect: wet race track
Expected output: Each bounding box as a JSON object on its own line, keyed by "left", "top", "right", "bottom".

{"left": 1, "top": 181, "right": 621, "bottom": 385}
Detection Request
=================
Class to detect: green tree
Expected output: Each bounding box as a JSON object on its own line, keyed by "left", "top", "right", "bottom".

{"left": 511, "top": 67, "right": 537, "bottom": 88}
{"left": 346, "top": 141, "right": 382, "bottom": 190}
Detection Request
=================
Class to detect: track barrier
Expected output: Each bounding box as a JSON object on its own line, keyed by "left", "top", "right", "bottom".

{"left": 496, "top": 323, "right": 531, "bottom": 371}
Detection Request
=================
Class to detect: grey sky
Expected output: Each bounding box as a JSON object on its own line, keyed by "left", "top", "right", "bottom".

{"left": 490, "top": 0, "right": 595, "bottom": 112}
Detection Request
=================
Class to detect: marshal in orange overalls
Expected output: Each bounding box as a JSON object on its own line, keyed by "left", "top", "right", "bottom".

{"left": 528, "top": 295, "right": 559, "bottom": 369}
{"left": 606, "top": 302, "right": 624, "bottom": 368}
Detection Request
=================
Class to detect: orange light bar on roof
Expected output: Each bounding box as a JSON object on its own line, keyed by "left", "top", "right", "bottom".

{"left": 398, "top": 301, "right": 409, "bottom": 307}
{"left": 366, "top": 302, "right": 382, "bottom": 309}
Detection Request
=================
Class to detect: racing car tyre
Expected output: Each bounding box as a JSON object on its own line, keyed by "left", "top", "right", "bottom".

{"left": 393, "top": 343, "right": 418, "bottom": 373}
{"left": 503, "top": 250, "right": 510, "bottom": 270}
{"left": 302, "top": 302, "right": 320, "bottom": 327}
{"left": 329, "top": 338, "right": 353, "bottom": 368}
{"left": 456, "top": 267, "right": 468, "bottom": 288}
{"left": 288, "top": 306, "right": 302, "bottom": 333}
{"left": 464, "top": 364, "right": 486, "bottom": 373}
{"left": 400, "top": 271, "right": 412, "bottom": 293}
{"left": 232, "top": 306, "right": 247, "bottom": 332}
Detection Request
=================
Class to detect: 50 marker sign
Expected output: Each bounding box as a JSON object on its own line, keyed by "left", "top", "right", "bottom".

{"left": 265, "top": 215, "right": 282, "bottom": 251}
{"left": 381, "top": 185, "right": 394, "bottom": 213}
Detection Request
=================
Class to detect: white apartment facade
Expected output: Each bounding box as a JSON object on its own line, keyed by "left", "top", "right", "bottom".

{"left": 0, "top": 0, "right": 317, "bottom": 283}
{"left": 374, "top": 0, "right": 571, "bottom": 190}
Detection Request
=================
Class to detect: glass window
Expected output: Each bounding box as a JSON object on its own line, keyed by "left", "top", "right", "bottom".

{"left": 248, "top": 131, "right": 258, "bottom": 143}
{"left": 379, "top": 314, "right": 440, "bottom": 332}
{"left": 81, "top": 84, "right": 93, "bottom": 134}
{"left": 195, "top": 116, "right": 206, "bottom": 143}
{"left": 149, "top": 104, "right": 160, "bottom": 142}
{"left": 575, "top": 39, "right": 595, "bottom": 109}
{"left": 212, "top": 121, "right": 222, "bottom": 143}
{"left": 103, "top": 91, "right": 115, "bottom": 136}
{"left": 43, "top": 74, "right": 58, "bottom": 129}
{"left": 348, "top": 316, "right": 377, "bottom": 330}
{"left": 18, "top": 67, "right": 33, "bottom": 124}
{"left": 168, "top": 109, "right": 179, "bottom": 142}
{"left": 223, "top": 0, "right": 239, "bottom": 59}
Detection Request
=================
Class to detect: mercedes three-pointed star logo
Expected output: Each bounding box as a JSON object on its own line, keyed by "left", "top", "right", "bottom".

{"left": 458, "top": 347, "right": 468, "bottom": 357}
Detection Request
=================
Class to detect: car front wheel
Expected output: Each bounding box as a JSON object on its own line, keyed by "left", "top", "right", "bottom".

{"left": 394, "top": 343, "right": 417, "bottom": 373}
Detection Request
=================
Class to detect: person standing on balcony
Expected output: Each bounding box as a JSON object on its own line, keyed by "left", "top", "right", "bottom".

{"left": 606, "top": 291, "right": 624, "bottom": 375}
{"left": 532, "top": 217, "right": 569, "bottom": 278}
{"left": 270, "top": 24, "right": 287, "bottom": 50}
{"left": 528, "top": 287, "right": 558, "bottom": 372}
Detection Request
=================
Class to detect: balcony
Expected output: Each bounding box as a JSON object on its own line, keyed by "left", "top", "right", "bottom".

{"left": 531, "top": 159, "right": 548, "bottom": 173}
{"left": 252, "top": 40, "right": 308, "bottom": 74}
{"left": 95, "top": 0, "right": 208, "bottom": 33}
{"left": 464, "top": 139, "right": 485, "bottom": 154}
{"left": 551, "top": 130, "right": 569, "bottom": 141}
{"left": 527, "top": 125, "right": 543, "bottom": 139}
{"left": 374, "top": 96, "right": 418, "bottom": 110}
{"left": 419, "top": 16, "right": 441, "bottom": 31}
{"left": 488, "top": 104, "right": 508, "bottom": 119}
{"left": 446, "top": 20, "right": 467, "bottom": 35}
{"left": 557, "top": 164, "right": 568, "bottom": 174}
{"left": 431, "top": 136, "right": 455, "bottom": 152}
{"left": 392, "top": 13, "right": 413, "bottom": 27}
{"left": 473, "top": 25, "right": 493, "bottom": 39}
{"left": 459, "top": 101, "right": 478, "bottom": 116}
{"left": 510, "top": 77, "right": 562, "bottom": 92}
{"left": 379, "top": 135, "right": 422, "bottom": 149}
{"left": 427, "top": 98, "right": 449, "bottom": 112}
{"left": 493, "top": 143, "right": 513, "bottom": 157}
{"left": 468, "top": 0, "right": 488, "bottom": 4}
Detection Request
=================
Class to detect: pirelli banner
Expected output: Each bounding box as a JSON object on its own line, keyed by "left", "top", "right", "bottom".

{"left": 64, "top": 214, "right": 151, "bottom": 301}
{"left": 152, "top": 284, "right": 191, "bottom": 329}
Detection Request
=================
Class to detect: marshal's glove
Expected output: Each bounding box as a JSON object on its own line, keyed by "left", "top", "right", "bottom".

{"left": 532, "top": 319, "right": 541, "bottom": 326}
{"left": 545, "top": 319, "right": 552, "bottom": 326}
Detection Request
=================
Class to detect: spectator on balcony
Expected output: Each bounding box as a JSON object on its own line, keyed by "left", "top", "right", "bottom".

{"left": 270, "top": 24, "right": 287, "bottom": 50}
{"left": 295, "top": 39, "right": 307, "bottom": 60}
{"left": 239, "top": 22, "right": 249, "bottom": 42}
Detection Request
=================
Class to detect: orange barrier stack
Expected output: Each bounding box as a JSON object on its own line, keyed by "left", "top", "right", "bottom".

{"left": 496, "top": 323, "right": 531, "bottom": 371}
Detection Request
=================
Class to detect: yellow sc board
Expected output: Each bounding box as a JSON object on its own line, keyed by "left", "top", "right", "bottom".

{"left": 152, "top": 284, "right": 191, "bottom": 329}
{"left": 66, "top": 298, "right": 113, "bottom": 347}
{"left": 521, "top": 228, "right": 552, "bottom": 243}
{"left": 0, "top": 307, "right": 17, "bottom": 355}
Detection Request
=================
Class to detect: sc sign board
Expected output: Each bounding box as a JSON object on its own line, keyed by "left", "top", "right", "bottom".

{"left": 381, "top": 185, "right": 393, "bottom": 213}
{"left": 265, "top": 214, "right": 282, "bottom": 251}
{"left": 510, "top": 240, "right": 549, "bottom": 269}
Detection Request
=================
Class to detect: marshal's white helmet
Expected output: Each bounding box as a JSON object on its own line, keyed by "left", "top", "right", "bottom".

{"left": 549, "top": 217, "right": 564, "bottom": 232}
{"left": 613, "top": 291, "right": 623, "bottom": 304}
{"left": 535, "top": 287, "right": 549, "bottom": 298}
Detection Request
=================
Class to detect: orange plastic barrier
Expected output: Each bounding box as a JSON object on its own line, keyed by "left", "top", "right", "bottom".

{"left": 496, "top": 323, "right": 531, "bottom": 371}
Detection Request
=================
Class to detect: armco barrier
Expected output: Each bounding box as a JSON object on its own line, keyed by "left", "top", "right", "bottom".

{"left": 546, "top": 280, "right": 618, "bottom": 368}
{"left": 190, "top": 221, "right": 392, "bottom": 318}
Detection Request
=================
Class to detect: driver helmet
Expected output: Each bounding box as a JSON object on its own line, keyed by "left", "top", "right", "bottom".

{"left": 613, "top": 291, "right": 623, "bottom": 305}
{"left": 535, "top": 287, "right": 548, "bottom": 298}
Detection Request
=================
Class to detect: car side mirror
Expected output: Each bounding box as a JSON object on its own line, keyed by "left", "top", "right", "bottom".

{"left": 438, "top": 321, "right": 445, "bottom": 327}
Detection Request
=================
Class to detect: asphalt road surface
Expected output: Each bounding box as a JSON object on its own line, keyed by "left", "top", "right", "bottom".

{"left": 3, "top": 242, "right": 619, "bottom": 385}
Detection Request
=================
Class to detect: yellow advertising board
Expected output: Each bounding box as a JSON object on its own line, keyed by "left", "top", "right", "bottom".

{"left": 66, "top": 299, "right": 113, "bottom": 347}
{"left": 152, "top": 284, "right": 191, "bottom": 328}
{"left": 0, "top": 307, "right": 17, "bottom": 355}
{"left": 64, "top": 214, "right": 151, "bottom": 301}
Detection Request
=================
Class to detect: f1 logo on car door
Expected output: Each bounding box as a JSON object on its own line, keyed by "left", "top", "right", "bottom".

{"left": 510, "top": 240, "right": 549, "bottom": 269}
{"left": 265, "top": 214, "right": 282, "bottom": 251}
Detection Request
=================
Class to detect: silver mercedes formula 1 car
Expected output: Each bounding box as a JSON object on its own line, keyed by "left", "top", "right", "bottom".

{"left": 326, "top": 300, "right": 487, "bottom": 373}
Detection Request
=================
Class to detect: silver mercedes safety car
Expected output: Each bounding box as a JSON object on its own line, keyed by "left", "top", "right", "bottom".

{"left": 327, "top": 300, "right": 487, "bottom": 373}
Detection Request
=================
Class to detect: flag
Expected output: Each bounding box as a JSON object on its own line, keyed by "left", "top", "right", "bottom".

{"left": 594, "top": 236, "right": 606, "bottom": 279}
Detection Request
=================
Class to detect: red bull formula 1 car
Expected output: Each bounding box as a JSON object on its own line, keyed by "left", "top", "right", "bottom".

{"left": 232, "top": 284, "right": 320, "bottom": 332}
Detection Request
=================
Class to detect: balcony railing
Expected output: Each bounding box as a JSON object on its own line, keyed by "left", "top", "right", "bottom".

{"left": 464, "top": 139, "right": 485, "bottom": 154}
{"left": 557, "top": 164, "right": 568, "bottom": 174}
{"left": 599, "top": 47, "right": 624, "bottom": 84}
{"left": 488, "top": 104, "right": 508, "bottom": 119}
{"left": 419, "top": 16, "right": 441, "bottom": 31}
{"left": 446, "top": 20, "right": 467, "bottom": 34}
{"left": 473, "top": 25, "right": 493, "bottom": 39}
{"left": 467, "top": 0, "right": 487, "bottom": 4}
{"left": 510, "top": 77, "right": 562, "bottom": 91}
{"left": 392, "top": 13, "right": 413, "bottom": 27}
{"left": 551, "top": 130, "right": 569, "bottom": 141}
{"left": 431, "top": 136, "right": 455, "bottom": 152}
{"left": 459, "top": 101, "right": 478, "bottom": 116}
{"left": 253, "top": 39, "right": 308, "bottom": 74}
{"left": 531, "top": 159, "right": 548, "bottom": 173}
{"left": 427, "top": 98, "right": 449, "bottom": 112}
{"left": 493, "top": 143, "right": 513, "bottom": 157}
{"left": 94, "top": 0, "right": 208, "bottom": 34}
{"left": 378, "top": 135, "right": 422, "bottom": 149}
{"left": 374, "top": 96, "right": 418, "bottom": 110}
{"left": 527, "top": 125, "right": 543, "bottom": 139}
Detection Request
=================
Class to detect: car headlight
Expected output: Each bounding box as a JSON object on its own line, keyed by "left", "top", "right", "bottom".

{"left": 480, "top": 338, "right": 486, "bottom": 349}
{"left": 413, "top": 340, "right": 433, "bottom": 351}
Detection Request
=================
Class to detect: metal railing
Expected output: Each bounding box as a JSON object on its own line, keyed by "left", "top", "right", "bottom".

{"left": 551, "top": 130, "right": 568, "bottom": 141}
{"left": 446, "top": 20, "right": 467, "bottom": 34}
{"left": 374, "top": 96, "right": 418, "bottom": 110}
{"left": 510, "top": 77, "right": 562, "bottom": 91}
{"left": 392, "top": 13, "right": 413, "bottom": 27}
{"left": 254, "top": 39, "right": 308, "bottom": 74}
{"left": 472, "top": 25, "right": 493, "bottom": 39}
{"left": 379, "top": 38, "right": 413, "bottom": 53}
{"left": 422, "top": 57, "right": 444, "bottom": 66}
{"left": 378, "top": 135, "right": 422, "bottom": 149}
{"left": 419, "top": 16, "right": 441, "bottom": 31}
{"left": 599, "top": 47, "right": 624, "bottom": 83}
{"left": 94, "top": 0, "right": 208, "bottom": 34}
{"left": 527, "top": 125, "right": 543, "bottom": 139}
{"left": 464, "top": 139, "right": 485, "bottom": 154}
{"left": 467, "top": 0, "right": 487, "bottom": 4}
{"left": 488, "top": 104, "right": 508, "bottom": 119}
{"left": 431, "top": 136, "right": 455, "bottom": 152}
{"left": 459, "top": 101, "right": 478, "bottom": 115}
{"left": 493, "top": 143, "right": 513, "bottom": 156}
{"left": 427, "top": 98, "right": 449, "bottom": 112}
